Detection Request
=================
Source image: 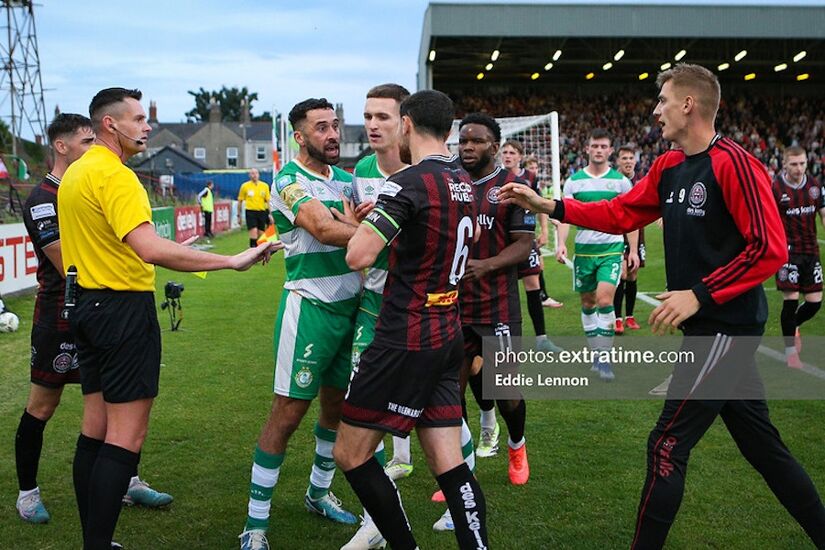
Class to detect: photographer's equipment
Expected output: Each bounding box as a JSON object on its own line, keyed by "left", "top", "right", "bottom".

{"left": 61, "top": 265, "right": 78, "bottom": 320}
{"left": 160, "top": 281, "right": 184, "bottom": 331}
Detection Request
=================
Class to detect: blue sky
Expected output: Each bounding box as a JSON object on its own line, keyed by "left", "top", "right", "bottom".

{"left": 32, "top": 0, "right": 824, "bottom": 130}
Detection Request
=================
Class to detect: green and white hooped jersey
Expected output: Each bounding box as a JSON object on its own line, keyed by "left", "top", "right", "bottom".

{"left": 353, "top": 154, "right": 394, "bottom": 316}
{"left": 270, "top": 159, "right": 361, "bottom": 312}
{"left": 563, "top": 167, "right": 632, "bottom": 256}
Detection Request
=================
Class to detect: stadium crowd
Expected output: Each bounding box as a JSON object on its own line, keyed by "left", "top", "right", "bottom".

{"left": 452, "top": 91, "right": 825, "bottom": 180}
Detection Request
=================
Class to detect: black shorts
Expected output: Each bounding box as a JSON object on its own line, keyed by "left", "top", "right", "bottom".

{"left": 518, "top": 241, "right": 542, "bottom": 278}
{"left": 341, "top": 336, "right": 464, "bottom": 438}
{"left": 624, "top": 242, "right": 646, "bottom": 268}
{"left": 30, "top": 324, "right": 80, "bottom": 388}
{"left": 245, "top": 209, "right": 269, "bottom": 231}
{"left": 463, "top": 322, "right": 522, "bottom": 362}
{"left": 71, "top": 290, "right": 161, "bottom": 403}
{"left": 776, "top": 253, "right": 822, "bottom": 293}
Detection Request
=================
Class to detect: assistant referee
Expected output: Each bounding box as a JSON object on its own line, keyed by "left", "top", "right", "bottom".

{"left": 58, "top": 87, "right": 282, "bottom": 550}
{"left": 238, "top": 168, "right": 273, "bottom": 247}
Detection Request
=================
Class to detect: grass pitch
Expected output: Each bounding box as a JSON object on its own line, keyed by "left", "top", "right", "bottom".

{"left": 1, "top": 225, "right": 823, "bottom": 549}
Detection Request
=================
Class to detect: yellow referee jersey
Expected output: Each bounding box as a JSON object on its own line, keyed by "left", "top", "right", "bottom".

{"left": 58, "top": 144, "right": 155, "bottom": 291}
{"left": 237, "top": 180, "right": 270, "bottom": 212}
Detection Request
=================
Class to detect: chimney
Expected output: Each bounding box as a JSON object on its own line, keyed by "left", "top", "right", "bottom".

{"left": 208, "top": 96, "right": 222, "bottom": 123}
{"left": 241, "top": 98, "right": 251, "bottom": 125}
{"left": 335, "top": 102, "right": 345, "bottom": 142}
{"left": 148, "top": 100, "right": 157, "bottom": 124}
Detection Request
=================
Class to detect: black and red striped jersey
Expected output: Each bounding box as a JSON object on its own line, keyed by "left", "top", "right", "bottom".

{"left": 772, "top": 173, "right": 824, "bottom": 255}
{"left": 517, "top": 168, "right": 540, "bottom": 193}
{"left": 22, "top": 174, "right": 67, "bottom": 330}
{"left": 364, "top": 154, "right": 476, "bottom": 351}
{"left": 553, "top": 136, "right": 787, "bottom": 329}
{"left": 460, "top": 167, "right": 535, "bottom": 324}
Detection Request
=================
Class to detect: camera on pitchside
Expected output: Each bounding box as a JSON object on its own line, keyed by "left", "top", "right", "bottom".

{"left": 160, "top": 281, "right": 185, "bottom": 331}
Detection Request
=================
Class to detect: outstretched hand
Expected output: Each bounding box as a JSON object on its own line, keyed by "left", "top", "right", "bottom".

{"left": 231, "top": 240, "right": 284, "bottom": 271}
{"left": 498, "top": 182, "right": 555, "bottom": 215}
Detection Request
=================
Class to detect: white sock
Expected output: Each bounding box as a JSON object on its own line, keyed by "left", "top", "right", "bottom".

{"left": 785, "top": 346, "right": 797, "bottom": 357}
{"left": 508, "top": 437, "right": 526, "bottom": 450}
{"left": 392, "top": 435, "right": 411, "bottom": 464}
{"left": 18, "top": 487, "right": 39, "bottom": 501}
{"left": 536, "top": 334, "right": 547, "bottom": 342}
{"left": 480, "top": 408, "right": 497, "bottom": 431}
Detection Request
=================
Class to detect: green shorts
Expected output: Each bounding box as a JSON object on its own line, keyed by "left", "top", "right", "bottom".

{"left": 351, "top": 307, "right": 378, "bottom": 370}
{"left": 273, "top": 290, "right": 357, "bottom": 399}
{"left": 573, "top": 254, "right": 623, "bottom": 293}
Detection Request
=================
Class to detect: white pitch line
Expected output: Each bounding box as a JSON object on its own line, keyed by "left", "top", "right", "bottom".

{"left": 543, "top": 246, "right": 825, "bottom": 379}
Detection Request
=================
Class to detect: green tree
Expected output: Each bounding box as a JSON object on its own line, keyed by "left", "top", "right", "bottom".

{"left": 185, "top": 86, "right": 271, "bottom": 122}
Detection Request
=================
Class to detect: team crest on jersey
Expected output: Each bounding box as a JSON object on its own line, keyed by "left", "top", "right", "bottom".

{"left": 687, "top": 182, "right": 707, "bottom": 217}
{"left": 486, "top": 186, "right": 501, "bottom": 204}
{"left": 342, "top": 183, "right": 353, "bottom": 199}
{"left": 53, "top": 352, "right": 74, "bottom": 374}
{"left": 295, "top": 366, "right": 313, "bottom": 388}
{"left": 810, "top": 186, "right": 820, "bottom": 200}
{"left": 689, "top": 182, "right": 707, "bottom": 208}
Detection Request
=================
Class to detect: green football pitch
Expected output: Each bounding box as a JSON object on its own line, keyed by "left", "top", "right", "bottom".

{"left": 1, "top": 226, "right": 823, "bottom": 549}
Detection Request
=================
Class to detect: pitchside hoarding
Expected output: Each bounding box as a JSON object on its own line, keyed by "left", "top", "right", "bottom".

{"left": 0, "top": 223, "right": 38, "bottom": 294}
{"left": 213, "top": 201, "right": 231, "bottom": 233}
{"left": 151, "top": 207, "right": 175, "bottom": 241}
{"left": 174, "top": 205, "right": 204, "bottom": 243}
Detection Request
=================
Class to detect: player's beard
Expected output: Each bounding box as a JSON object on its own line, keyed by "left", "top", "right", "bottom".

{"left": 399, "top": 135, "right": 412, "bottom": 165}
{"left": 306, "top": 140, "right": 340, "bottom": 166}
{"left": 461, "top": 149, "right": 492, "bottom": 177}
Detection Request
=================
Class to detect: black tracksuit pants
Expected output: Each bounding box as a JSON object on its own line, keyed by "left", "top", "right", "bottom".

{"left": 631, "top": 325, "right": 825, "bottom": 549}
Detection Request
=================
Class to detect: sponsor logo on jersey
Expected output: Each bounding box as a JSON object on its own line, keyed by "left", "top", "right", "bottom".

{"left": 275, "top": 175, "right": 294, "bottom": 193}
{"left": 477, "top": 213, "right": 495, "bottom": 230}
{"left": 425, "top": 290, "right": 459, "bottom": 307}
{"left": 448, "top": 180, "right": 473, "bottom": 202}
{"left": 381, "top": 181, "right": 402, "bottom": 198}
{"left": 780, "top": 193, "right": 790, "bottom": 203}
{"left": 30, "top": 203, "right": 56, "bottom": 220}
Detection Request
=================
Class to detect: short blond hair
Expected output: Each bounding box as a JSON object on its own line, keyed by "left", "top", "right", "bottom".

{"left": 656, "top": 63, "right": 721, "bottom": 121}
{"left": 783, "top": 145, "right": 806, "bottom": 160}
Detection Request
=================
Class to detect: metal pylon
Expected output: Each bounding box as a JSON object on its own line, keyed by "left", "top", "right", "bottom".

{"left": 0, "top": 0, "right": 47, "bottom": 154}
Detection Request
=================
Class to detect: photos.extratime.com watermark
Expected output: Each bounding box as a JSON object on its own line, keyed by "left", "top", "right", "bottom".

{"left": 493, "top": 347, "right": 696, "bottom": 369}
{"left": 480, "top": 335, "right": 825, "bottom": 401}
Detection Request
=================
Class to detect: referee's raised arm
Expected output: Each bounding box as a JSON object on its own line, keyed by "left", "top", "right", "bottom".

{"left": 56, "top": 87, "right": 282, "bottom": 550}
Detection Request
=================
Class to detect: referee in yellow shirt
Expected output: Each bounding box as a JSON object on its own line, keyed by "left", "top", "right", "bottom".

{"left": 237, "top": 168, "right": 273, "bottom": 247}
{"left": 58, "top": 87, "right": 282, "bottom": 550}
